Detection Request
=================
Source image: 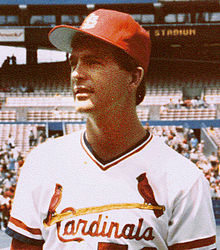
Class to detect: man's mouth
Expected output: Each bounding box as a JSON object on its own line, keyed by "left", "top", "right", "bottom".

{"left": 73, "top": 86, "right": 94, "bottom": 100}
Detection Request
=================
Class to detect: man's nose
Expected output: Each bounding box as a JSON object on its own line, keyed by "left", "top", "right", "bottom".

{"left": 71, "top": 69, "right": 79, "bottom": 79}
{"left": 71, "top": 63, "right": 85, "bottom": 83}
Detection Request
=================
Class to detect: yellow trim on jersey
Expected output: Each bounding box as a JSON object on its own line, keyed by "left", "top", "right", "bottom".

{"left": 44, "top": 203, "right": 165, "bottom": 227}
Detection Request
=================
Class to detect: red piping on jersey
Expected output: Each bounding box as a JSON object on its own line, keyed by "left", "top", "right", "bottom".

{"left": 168, "top": 235, "right": 216, "bottom": 250}
{"left": 9, "top": 217, "right": 42, "bottom": 235}
{"left": 80, "top": 133, "right": 153, "bottom": 171}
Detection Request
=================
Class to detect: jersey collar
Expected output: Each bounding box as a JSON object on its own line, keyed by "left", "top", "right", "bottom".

{"left": 80, "top": 131, "right": 153, "bottom": 171}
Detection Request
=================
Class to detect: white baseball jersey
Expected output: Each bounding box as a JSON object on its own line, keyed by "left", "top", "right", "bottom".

{"left": 6, "top": 130, "right": 216, "bottom": 249}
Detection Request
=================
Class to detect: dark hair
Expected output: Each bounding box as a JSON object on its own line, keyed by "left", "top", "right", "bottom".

{"left": 71, "top": 33, "right": 148, "bottom": 105}
{"left": 111, "top": 47, "right": 147, "bottom": 106}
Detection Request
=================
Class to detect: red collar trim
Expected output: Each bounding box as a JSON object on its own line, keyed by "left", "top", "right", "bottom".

{"left": 80, "top": 132, "right": 153, "bottom": 171}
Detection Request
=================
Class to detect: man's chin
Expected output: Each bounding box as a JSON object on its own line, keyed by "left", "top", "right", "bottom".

{"left": 74, "top": 102, "right": 94, "bottom": 114}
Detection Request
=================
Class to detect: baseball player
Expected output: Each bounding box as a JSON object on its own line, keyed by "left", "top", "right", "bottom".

{"left": 6, "top": 9, "right": 216, "bottom": 249}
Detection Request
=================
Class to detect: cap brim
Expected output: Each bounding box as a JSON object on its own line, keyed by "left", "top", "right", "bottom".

{"left": 49, "top": 25, "right": 82, "bottom": 53}
{"left": 49, "top": 25, "right": 128, "bottom": 55}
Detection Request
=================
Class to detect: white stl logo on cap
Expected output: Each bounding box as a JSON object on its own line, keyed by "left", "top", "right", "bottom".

{"left": 81, "top": 13, "right": 99, "bottom": 30}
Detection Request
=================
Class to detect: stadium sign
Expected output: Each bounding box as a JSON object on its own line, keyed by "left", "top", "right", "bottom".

{"left": 143, "top": 24, "right": 220, "bottom": 44}
{"left": 0, "top": 29, "right": 24, "bottom": 42}
{"left": 153, "top": 28, "right": 196, "bottom": 37}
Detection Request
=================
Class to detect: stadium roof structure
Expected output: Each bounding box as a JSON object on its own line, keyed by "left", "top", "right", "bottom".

{"left": 0, "top": 0, "right": 218, "bottom": 4}
{"left": 0, "top": 0, "right": 219, "bottom": 64}
{"left": 0, "top": 0, "right": 157, "bottom": 4}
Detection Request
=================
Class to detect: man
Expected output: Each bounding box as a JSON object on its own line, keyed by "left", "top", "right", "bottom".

{"left": 6, "top": 9, "right": 216, "bottom": 249}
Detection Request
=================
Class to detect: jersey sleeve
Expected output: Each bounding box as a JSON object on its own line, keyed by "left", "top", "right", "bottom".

{"left": 167, "top": 174, "right": 216, "bottom": 249}
{"left": 6, "top": 147, "right": 47, "bottom": 246}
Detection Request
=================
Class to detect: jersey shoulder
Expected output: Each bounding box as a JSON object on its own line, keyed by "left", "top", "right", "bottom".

{"left": 21, "top": 130, "right": 83, "bottom": 176}
{"left": 147, "top": 136, "right": 206, "bottom": 188}
{"left": 28, "top": 129, "right": 83, "bottom": 158}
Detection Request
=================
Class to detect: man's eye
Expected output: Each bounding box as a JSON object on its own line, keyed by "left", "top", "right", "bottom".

{"left": 69, "top": 56, "right": 77, "bottom": 67}
{"left": 70, "top": 60, "right": 77, "bottom": 68}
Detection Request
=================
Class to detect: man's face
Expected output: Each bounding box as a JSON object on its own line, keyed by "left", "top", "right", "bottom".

{"left": 70, "top": 42, "right": 132, "bottom": 115}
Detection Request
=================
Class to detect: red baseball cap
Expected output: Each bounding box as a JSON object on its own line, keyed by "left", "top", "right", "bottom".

{"left": 49, "top": 9, "right": 151, "bottom": 72}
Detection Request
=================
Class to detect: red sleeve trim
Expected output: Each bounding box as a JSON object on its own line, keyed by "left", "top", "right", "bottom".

{"left": 9, "top": 217, "right": 42, "bottom": 235}
{"left": 168, "top": 235, "right": 216, "bottom": 250}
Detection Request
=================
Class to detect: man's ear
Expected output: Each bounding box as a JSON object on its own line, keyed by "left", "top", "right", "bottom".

{"left": 128, "top": 66, "right": 144, "bottom": 93}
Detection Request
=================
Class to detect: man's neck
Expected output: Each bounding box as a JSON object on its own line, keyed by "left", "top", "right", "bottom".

{"left": 85, "top": 110, "right": 147, "bottom": 162}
